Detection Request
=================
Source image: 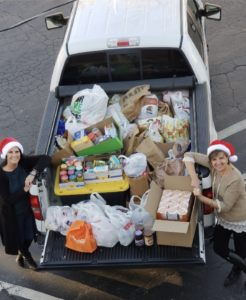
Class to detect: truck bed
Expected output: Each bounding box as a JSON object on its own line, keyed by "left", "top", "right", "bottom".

{"left": 37, "top": 76, "right": 209, "bottom": 269}
{"left": 39, "top": 228, "right": 203, "bottom": 270}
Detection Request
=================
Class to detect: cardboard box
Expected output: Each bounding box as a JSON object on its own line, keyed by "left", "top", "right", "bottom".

{"left": 75, "top": 117, "right": 123, "bottom": 156}
{"left": 145, "top": 176, "right": 197, "bottom": 248}
{"left": 51, "top": 134, "right": 74, "bottom": 166}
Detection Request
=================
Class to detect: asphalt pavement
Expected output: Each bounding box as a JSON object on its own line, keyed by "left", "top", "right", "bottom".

{"left": 0, "top": 1, "right": 246, "bottom": 299}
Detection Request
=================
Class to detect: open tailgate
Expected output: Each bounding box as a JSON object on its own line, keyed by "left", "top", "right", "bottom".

{"left": 39, "top": 228, "right": 204, "bottom": 270}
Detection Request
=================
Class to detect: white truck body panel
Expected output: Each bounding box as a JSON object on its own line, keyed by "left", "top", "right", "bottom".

{"left": 69, "top": 0, "right": 181, "bottom": 54}
{"left": 51, "top": 0, "right": 207, "bottom": 90}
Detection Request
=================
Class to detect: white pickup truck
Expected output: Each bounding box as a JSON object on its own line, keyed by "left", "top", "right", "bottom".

{"left": 32, "top": 0, "right": 221, "bottom": 269}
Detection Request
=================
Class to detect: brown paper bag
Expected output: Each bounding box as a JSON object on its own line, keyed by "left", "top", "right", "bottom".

{"left": 120, "top": 85, "right": 150, "bottom": 121}
{"left": 128, "top": 174, "right": 150, "bottom": 197}
{"left": 123, "top": 126, "right": 148, "bottom": 156}
{"left": 123, "top": 124, "right": 140, "bottom": 156}
{"left": 136, "top": 137, "right": 165, "bottom": 169}
{"left": 158, "top": 101, "right": 173, "bottom": 117}
{"left": 153, "top": 158, "right": 185, "bottom": 188}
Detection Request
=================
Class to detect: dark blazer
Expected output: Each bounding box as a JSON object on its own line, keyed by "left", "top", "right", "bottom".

{"left": 0, "top": 154, "right": 51, "bottom": 255}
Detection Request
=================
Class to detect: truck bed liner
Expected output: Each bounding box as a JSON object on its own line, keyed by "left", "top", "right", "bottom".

{"left": 39, "top": 229, "right": 203, "bottom": 270}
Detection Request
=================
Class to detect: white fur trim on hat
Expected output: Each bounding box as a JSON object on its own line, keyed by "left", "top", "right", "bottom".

{"left": 207, "top": 144, "right": 230, "bottom": 157}
{"left": 0, "top": 141, "right": 24, "bottom": 159}
{"left": 229, "top": 155, "right": 238, "bottom": 163}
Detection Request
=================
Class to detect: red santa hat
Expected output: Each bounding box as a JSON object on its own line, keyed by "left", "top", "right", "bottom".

{"left": 0, "top": 137, "right": 24, "bottom": 159}
{"left": 207, "top": 139, "right": 238, "bottom": 162}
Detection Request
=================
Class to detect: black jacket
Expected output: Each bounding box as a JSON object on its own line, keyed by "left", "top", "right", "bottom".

{"left": 0, "top": 154, "right": 51, "bottom": 255}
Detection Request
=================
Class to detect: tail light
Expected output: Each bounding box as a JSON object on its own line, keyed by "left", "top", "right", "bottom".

{"left": 202, "top": 188, "right": 214, "bottom": 214}
{"left": 29, "top": 195, "right": 43, "bottom": 220}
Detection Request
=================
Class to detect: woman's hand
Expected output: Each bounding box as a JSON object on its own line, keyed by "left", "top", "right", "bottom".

{"left": 193, "top": 187, "right": 202, "bottom": 197}
{"left": 24, "top": 174, "right": 35, "bottom": 190}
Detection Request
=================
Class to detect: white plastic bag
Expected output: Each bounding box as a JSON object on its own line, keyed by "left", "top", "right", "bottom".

{"left": 72, "top": 200, "right": 106, "bottom": 223}
{"left": 170, "top": 91, "right": 190, "bottom": 120}
{"left": 119, "top": 153, "right": 147, "bottom": 177}
{"left": 138, "top": 94, "right": 158, "bottom": 120}
{"left": 45, "top": 206, "right": 75, "bottom": 236}
{"left": 147, "top": 120, "right": 163, "bottom": 143}
{"left": 90, "top": 192, "right": 107, "bottom": 211}
{"left": 91, "top": 217, "right": 119, "bottom": 247}
{"left": 108, "top": 213, "right": 135, "bottom": 246}
{"left": 129, "top": 191, "right": 154, "bottom": 231}
{"left": 70, "top": 84, "right": 109, "bottom": 128}
{"left": 65, "top": 115, "right": 83, "bottom": 137}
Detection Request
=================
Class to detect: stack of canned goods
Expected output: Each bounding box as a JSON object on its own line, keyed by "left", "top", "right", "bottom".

{"left": 59, "top": 157, "right": 84, "bottom": 183}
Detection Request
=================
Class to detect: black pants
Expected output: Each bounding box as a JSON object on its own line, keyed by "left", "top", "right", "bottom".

{"left": 213, "top": 224, "right": 246, "bottom": 260}
{"left": 15, "top": 211, "right": 35, "bottom": 258}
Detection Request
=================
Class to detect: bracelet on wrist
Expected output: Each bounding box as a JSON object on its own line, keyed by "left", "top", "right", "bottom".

{"left": 29, "top": 172, "right": 36, "bottom": 177}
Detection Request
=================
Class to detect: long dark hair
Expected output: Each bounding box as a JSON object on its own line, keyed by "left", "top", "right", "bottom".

{"left": 2, "top": 147, "right": 23, "bottom": 166}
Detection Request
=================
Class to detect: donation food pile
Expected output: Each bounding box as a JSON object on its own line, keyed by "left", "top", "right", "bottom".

{"left": 48, "top": 84, "right": 197, "bottom": 252}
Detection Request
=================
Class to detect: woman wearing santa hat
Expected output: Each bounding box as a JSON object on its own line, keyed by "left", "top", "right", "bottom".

{"left": 0, "top": 137, "right": 51, "bottom": 270}
{"left": 183, "top": 139, "right": 246, "bottom": 287}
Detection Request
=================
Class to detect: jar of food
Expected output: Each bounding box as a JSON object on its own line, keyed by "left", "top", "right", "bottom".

{"left": 60, "top": 163, "right": 68, "bottom": 171}
{"left": 92, "top": 127, "right": 103, "bottom": 138}
{"left": 76, "top": 173, "right": 83, "bottom": 182}
{"left": 87, "top": 132, "right": 99, "bottom": 144}
{"left": 135, "top": 230, "right": 144, "bottom": 247}
{"left": 69, "top": 174, "right": 76, "bottom": 182}
{"left": 60, "top": 175, "right": 68, "bottom": 183}
{"left": 144, "top": 229, "right": 154, "bottom": 246}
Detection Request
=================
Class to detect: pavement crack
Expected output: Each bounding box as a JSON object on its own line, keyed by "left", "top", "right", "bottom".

{"left": 211, "top": 64, "right": 246, "bottom": 77}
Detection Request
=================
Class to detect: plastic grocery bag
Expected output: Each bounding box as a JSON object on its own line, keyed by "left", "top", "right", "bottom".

{"left": 129, "top": 191, "right": 154, "bottom": 231}
{"left": 70, "top": 84, "right": 109, "bottom": 127}
{"left": 105, "top": 208, "right": 135, "bottom": 246}
{"left": 162, "top": 115, "right": 189, "bottom": 142}
{"left": 90, "top": 192, "right": 107, "bottom": 211}
{"left": 65, "top": 115, "right": 83, "bottom": 137}
{"left": 119, "top": 153, "right": 147, "bottom": 177}
{"left": 66, "top": 220, "right": 97, "bottom": 253}
{"left": 137, "top": 94, "right": 158, "bottom": 120}
{"left": 170, "top": 91, "right": 190, "bottom": 120}
{"left": 91, "top": 217, "right": 118, "bottom": 247}
{"left": 45, "top": 206, "right": 75, "bottom": 236}
{"left": 72, "top": 200, "right": 105, "bottom": 223}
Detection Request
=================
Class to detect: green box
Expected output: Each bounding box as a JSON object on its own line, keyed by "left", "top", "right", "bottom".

{"left": 75, "top": 117, "right": 123, "bottom": 156}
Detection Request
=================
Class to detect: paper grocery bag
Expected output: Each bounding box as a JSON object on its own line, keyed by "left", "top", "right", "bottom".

{"left": 123, "top": 124, "right": 140, "bottom": 156}
{"left": 123, "top": 126, "right": 147, "bottom": 156}
{"left": 120, "top": 85, "right": 150, "bottom": 121}
{"left": 136, "top": 137, "right": 165, "bottom": 169}
{"left": 128, "top": 174, "right": 150, "bottom": 197}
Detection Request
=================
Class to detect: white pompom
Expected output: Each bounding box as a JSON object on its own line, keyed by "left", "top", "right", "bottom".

{"left": 229, "top": 155, "right": 238, "bottom": 162}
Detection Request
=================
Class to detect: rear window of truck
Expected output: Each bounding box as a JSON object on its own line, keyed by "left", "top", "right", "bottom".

{"left": 60, "top": 49, "right": 193, "bottom": 85}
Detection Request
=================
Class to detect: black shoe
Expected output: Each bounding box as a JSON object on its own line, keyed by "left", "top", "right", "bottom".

{"left": 224, "top": 266, "right": 241, "bottom": 287}
{"left": 228, "top": 252, "right": 246, "bottom": 273}
{"left": 16, "top": 254, "right": 25, "bottom": 268}
{"left": 24, "top": 256, "right": 38, "bottom": 270}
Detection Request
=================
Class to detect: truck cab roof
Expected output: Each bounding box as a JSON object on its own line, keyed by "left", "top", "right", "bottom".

{"left": 68, "top": 0, "right": 182, "bottom": 54}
